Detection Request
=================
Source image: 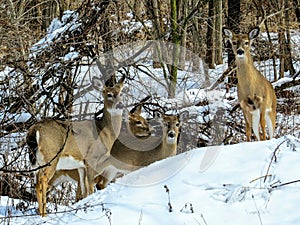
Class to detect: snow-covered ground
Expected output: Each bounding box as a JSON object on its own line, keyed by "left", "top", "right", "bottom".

{"left": 1, "top": 135, "right": 300, "bottom": 225}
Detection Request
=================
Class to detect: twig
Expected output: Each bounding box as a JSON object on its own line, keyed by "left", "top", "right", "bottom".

{"left": 138, "top": 209, "right": 143, "bottom": 225}
{"left": 250, "top": 175, "right": 272, "bottom": 184}
{"left": 263, "top": 139, "right": 287, "bottom": 183}
{"left": 201, "top": 213, "right": 208, "bottom": 225}
{"left": 208, "top": 66, "right": 236, "bottom": 91}
{"left": 252, "top": 195, "right": 263, "bottom": 225}
{"left": 164, "top": 185, "right": 173, "bottom": 212}
{"left": 270, "top": 179, "right": 300, "bottom": 189}
{"left": 180, "top": 202, "right": 194, "bottom": 213}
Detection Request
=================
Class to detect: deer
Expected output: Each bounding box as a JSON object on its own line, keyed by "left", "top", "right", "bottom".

{"left": 26, "top": 75, "right": 125, "bottom": 216}
{"left": 222, "top": 27, "right": 277, "bottom": 141}
{"left": 95, "top": 110, "right": 189, "bottom": 189}
{"left": 47, "top": 104, "right": 153, "bottom": 200}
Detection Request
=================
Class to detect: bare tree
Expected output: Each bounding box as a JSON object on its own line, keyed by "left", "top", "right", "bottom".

{"left": 205, "top": 0, "right": 215, "bottom": 69}
{"left": 214, "top": 0, "right": 223, "bottom": 65}
{"left": 226, "top": 0, "right": 241, "bottom": 85}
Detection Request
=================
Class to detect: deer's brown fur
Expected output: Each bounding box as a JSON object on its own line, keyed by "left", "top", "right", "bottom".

{"left": 223, "top": 27, "right": 277, "bottom": 141}
{"left": 26, "top": 76, "right": 125, "bottom": 216}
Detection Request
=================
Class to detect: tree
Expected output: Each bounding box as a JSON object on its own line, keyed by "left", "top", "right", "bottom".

{"left": 205, "top": 0, "right": 223, "bottom": 69}
{"left": 169, "top": 0, "right": 181, "bottom": 98}
{"left": 214, "top": 0, "right": 223, "bottom": 65}
{"left": 205, "top": 0, "right": 215, "bottom": 69}
{"left": 226, "top": 0, "right": 241, "bottom": 85}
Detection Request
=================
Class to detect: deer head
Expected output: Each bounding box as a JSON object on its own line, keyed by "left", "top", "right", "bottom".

{"left": 223, "top": 27, "right": 260, "bottom": 63}
{"left": 102, "top": 75, "right": 125, "bottom": 115}
{"left": 127, "top": 104, "right": 152, "bottom": 138}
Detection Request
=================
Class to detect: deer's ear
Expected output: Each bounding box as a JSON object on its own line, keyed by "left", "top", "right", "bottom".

{"left": 114, "top": 75, "right": 125, "bottom": 90}
{"left": 249, "top": 27, "right": 260, "bottom": 40}
{"left": 222, "top": 27, "right": 234, "bottom": 40}
{"left": 130, "top": 104, "right": 142, "bottom": 115}
{"left": 179, "top": 110, "right": 189, "bottom": 122}
{"left": 117, "top": 75, "right": 125, "bottom": 85}
{"left": 153, "top": 110, "right": 163, "bottom": 120}
{"left": 92, "top": 77, "right": 104, "bottom": 91}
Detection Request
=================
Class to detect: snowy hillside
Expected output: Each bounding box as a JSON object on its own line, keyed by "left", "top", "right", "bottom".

{"left": 2, "top": 135, "right": 300, "bottom": 225}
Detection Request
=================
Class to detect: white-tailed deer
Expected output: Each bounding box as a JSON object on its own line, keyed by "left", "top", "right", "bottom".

{"left": 222, "top": 27, "right": 277, "bottom": 141}
{"left": 96, "top": 110, "right": 189, "bottom": 189}
{"left": 48, "top": 104, "right": 152, "bottom": 198}
{"left": 26, "top": 75, "right": 125, "bottom": 216}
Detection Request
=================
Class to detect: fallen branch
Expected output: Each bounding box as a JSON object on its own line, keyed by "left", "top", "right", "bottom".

{"left": 208, "top": 66, "right": 236, "bottom": 91}
{"left": 270, "top": 179, "right": 300, "bottom": 189}
{"left": 275, "top": 76, "right": 300, "bottom": 91}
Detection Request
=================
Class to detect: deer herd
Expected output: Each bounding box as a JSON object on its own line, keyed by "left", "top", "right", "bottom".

{"left": 26, "top": 26, "right": 277, "bottom": 216}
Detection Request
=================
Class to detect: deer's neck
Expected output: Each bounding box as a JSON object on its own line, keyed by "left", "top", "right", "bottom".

{"left": 159, "top": 140, "right": 177, "bottom": 157}
{"left": 236, "top": 56, "right": 259, "bottom": 100}
{"left": 111, "top": 134, "right": 177, "bottom": 167}
{"left": 97, "top": 108, "right": 123, "bottom": 151}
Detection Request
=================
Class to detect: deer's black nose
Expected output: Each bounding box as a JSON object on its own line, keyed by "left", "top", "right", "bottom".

{"left": 168, "top": 131, "right": 175, "bottom": 138}
{"left": 237, "top": 49, "right": 244, "bottom": 55}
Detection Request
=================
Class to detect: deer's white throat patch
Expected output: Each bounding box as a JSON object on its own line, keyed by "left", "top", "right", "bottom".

{"left": 107, "top": 108, "right": 123, "bottom": 116}
{"left": 167, "top": 137, "right": 177, "bottom": 144}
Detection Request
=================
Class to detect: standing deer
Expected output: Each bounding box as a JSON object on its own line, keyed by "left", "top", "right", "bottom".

{"left": 48, "top": 104, "right": 152, "bottom": 199}
{"left": 96, "top": 110, "right": 189, "bottom": 189}
{"left": 222, "top": 27, "right": 277, "bottom": 141}
{"left": 26, "top": 75, "right": 125, "bottom": 216}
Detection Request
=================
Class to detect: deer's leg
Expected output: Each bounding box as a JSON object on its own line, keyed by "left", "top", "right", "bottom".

{"left": 266, "top": 108, "right": 276, "bottom": 140}
{"left": 36, "top": 165, "right": 56, "bottom": 217}
{"left": 245, "top": 117, "right": 252, "bottom": 142}
{"left": 94, "top": 175, "right": 106, "bottom": 190}
{"left": 75, "top": 169, "right": 83, "bottom": 201}
{"left": 85, "top": 166, "right": 96, "bottom": 195}
{"left": 251, "top": 108, "right": 260, "bottom": 141}
{"left": 260, "top": 108, "right": 267, "bottom": 140}
{"left": 75, "top": 181, "right": 82, "bottom": 202}
{"left": 35, "top": 172, "right": 44, "bottom": 216}
{"left": 241, "top": 100, "right": 252, "bottom": 141}
{"left": 271, "top": 109, "right": 276, "bottom": 138}
{"left": 78, "top": 167, "right": 90, "bottom": 198}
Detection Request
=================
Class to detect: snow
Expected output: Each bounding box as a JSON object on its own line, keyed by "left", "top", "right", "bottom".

{"left": 2, "top": 135, "right": 300, "bottom": 224}
{"left": 30, "top": 11, "right": 80, "bottom": 58}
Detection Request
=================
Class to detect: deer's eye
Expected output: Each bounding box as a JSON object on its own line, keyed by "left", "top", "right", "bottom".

{"left": 232, "top": 41, "right": 237, "bottom": 46}
{"left": 176, "top": 122, "right": 180, "bottom": 127}
{"left": 244, "top": 41, "right": 249, "bottom": 45}
{"left": 135, "top": 121, "right": 142, "bottom": 125}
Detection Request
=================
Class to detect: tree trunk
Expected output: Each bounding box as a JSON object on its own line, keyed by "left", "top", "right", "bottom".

{"left": 293, "top": 0, "right": 300, "bottom": 27}
{"left": 134, "top": 0, "right": 144, "bottom": 18}
{"left": 99, "top": 13, "right": 115, "bottom": 83}
{"left": 192, "top": 18, "right": 200, "bottom": 72}
{"left": 227, "top": 0, "right": 241, "bottom": 85}
{"left": 214, "top": 0, "right": 223, "bottom": 65}
{"left": 277, "top": 0, "right": 285, "bottom": 79}
{"left": 169, "top": 0, "right": 180, "bottom": 98}
{"left": 264, "top": 21, "right": 278, "bottom": 81}
{"left": 205, "top": 0, "right": 215, "bottom": 69}
{"left": 284, "top": 0, "right": 296, "bottom": 75}
{"left": 147, "top": 0, "right": 164, "bottom": 68}
{"left": 179, "top": 1, "right": 188, "bottom": 70}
